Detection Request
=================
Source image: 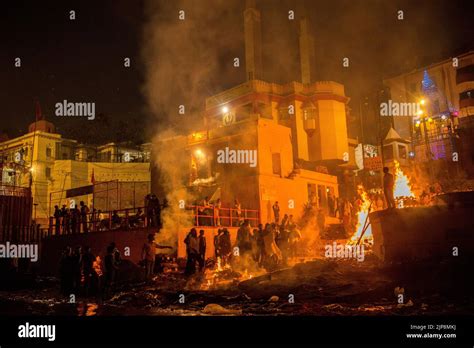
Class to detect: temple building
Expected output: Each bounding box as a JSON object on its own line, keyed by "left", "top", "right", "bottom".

{"left": 154, "top": 1, "right": 358, "bottom": 235}
{"left": 383, "top": 51, "right": 474, "bottom": 179}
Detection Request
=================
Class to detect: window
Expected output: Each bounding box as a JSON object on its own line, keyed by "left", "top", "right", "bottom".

{"left": 383, "top": 145, "right": 394, "bottom": 160}
{"left": 272, "top": 153, "right": 281, "bottom": 176}
{"left": 398, "top": 145, "right": 407, "bottom": 159}
{"left": 46, "top": 147, "right": 52, "bottom": 158}
{"left": 45, "top": 167, "right": 51, "bottom": 178}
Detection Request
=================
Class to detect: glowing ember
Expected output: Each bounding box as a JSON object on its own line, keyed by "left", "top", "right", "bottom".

{"left": 393, "top": 160, "right": 415, "bottom": 200}
{"left": 349, "top": 185, "right": 372, "bottom": 244}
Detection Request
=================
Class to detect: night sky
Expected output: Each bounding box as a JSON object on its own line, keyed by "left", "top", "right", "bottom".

{"left": 1, "top": 0, "right": 473, "bottom": 144}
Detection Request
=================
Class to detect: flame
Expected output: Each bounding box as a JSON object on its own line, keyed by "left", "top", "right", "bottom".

{"left": 349, "top": 185, "right": 373, "bottom": 244}
{"left": 394, "top": 160, "right": 415, "bottom": 199}
{"left": 348, "top": 163, "right": 415, "bottom": 245}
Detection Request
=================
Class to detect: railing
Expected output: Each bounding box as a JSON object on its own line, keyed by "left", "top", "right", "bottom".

{"left": 45, "top": 204, "right": 261, "bottom": 237}
{"left": 186, "top": 205, "right": 260, "bottom": 227}
{"left": 46, "top": 206, "right": 150, "bottom": 237}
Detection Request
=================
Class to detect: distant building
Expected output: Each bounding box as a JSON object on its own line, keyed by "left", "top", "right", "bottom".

{"left": 383, "top": 51, "right": 474, "bottom": 178}
{"left": 0, "top": 115, "right": 151, "bottom": 225}
{"left": 154, "top": 2, "right": 358, "bottom": 227}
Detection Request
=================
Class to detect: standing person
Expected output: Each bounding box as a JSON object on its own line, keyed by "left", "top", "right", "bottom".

{"left": 198, "top": 230, "right": 206, "bottom": 271}
{"left": 142, "top": 234, "right": 156, "bottom": 281}
{"left": 262, "top": 223, "right": 281, "bottom": 267}
{"left": 256, "top": 224, "right": 265, "bottom": 265}
{"left": 236, "top": 220, "right": 251, "bottom": 255}
{"left": 213, "top": 198, "right": 221, "bottom": 227}
{"left": 219, "top": 228, "right": 232, "bottom": 266}
{"left": 61, "top": 205, "right": 70, "bottom": 234}
{"left": 141, "top": 234, "right": 172, "bottom": 281}
{"left": 272, "top": 201, "right": 280, "bottom": 224}
{"left": 214, "top": 229, "right": 222, "bottom": 260}
{"left": 80, "top": 201, "right": 89, "bottom": 233}
{"left": 145, "top": 194, "right": 153, "bottom": 227}
{"left": 280, "top": 214, "right": 289, "bottom": 229}
{"left": 383, "top": 167, "right": 396, "bottom": 209}
{"left": 53, "top": 205, "right": 61, "bottom": 235}
{"left": 104, "top": 245, "right": 119, "bottom": 299}
{"left": 71, "top": 206, "right": 78, "bottom": 234}
{"left": 234, "top": 199, "right": 242, "bottom": 226}
{"left": 60, "top": 205, "right": 67, "bottom": 234}
{"left": 184, "top": 228, "right": 199, "bottom": 276}
{"left": 82, "top": 246, "right": 95, "bottom": 296}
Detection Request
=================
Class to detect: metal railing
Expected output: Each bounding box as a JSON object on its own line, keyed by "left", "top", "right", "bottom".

{"left": 45, "top": 204, "right": 261, "bottom": 237}
{"left": 187, "top": 205, "right": 260, "bottom": 227}
{"left": 46, "top": 206, "right": 149, "bottom": 236}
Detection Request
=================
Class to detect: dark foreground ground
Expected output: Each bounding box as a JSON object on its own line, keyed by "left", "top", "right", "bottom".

{"left": 0, "top": 255, "right": 473, "bottom": 316}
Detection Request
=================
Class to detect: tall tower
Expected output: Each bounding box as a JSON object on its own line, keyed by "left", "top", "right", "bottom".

{"left": 299, "top": 17, "right": 316, "bottom": 84}
{"left": 244, "top": 0, "right": 263, "bottom": 81}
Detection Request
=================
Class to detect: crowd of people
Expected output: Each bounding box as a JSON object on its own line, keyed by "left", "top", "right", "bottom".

{"left": 183, "top": 212, "right": 301, "bottom": 276}
{"left": 59, "top": 242, "right": 121, "bottom": 299}
{"left": 51, "top": 194, "right": 167, "bottom": 235}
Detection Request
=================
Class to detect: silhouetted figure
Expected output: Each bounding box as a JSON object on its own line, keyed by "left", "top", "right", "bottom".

{"left": 80, "top": 201, "right": 89, "bottom": 233}
{"left": 71, "top": 206, "right": 79, "bottom": 234}
{"left": 214, "top": 229, "right": 222, "bottom": 259}
{"left": 111, "top": 210, "right": 121, "bottom": 229}
{"left": 219, "top": 228, "right": 232, "bottom": 266}
{"left": 383, "top": 167, "right": 396, "bottom": 209}
{"left": 54, "top": 205, "right": 61, "bottom": 235}
{"left": 104, "top": 245, "right": 119, "bottom": 298}
{"left": 198, "top": 230, "right": 206, "bottom": 271}
{"left": 236, "top": 220, "right": 251, "bottom": 255}
{"left": 184, "top": 228, "right": 199, "bottom": 276}
{"left": 82, "top": 246, "right": 95, "bottom": 296}
{"left": 234, "top": 199, "right": 242, "bottom": 226}
{"left": 272, "top": 201, "right": 280, "bottom": 224}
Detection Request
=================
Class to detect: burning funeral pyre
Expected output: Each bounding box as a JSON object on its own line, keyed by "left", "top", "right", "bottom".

{"left": 349, "top": 161, "right": 416, "bottom": 246}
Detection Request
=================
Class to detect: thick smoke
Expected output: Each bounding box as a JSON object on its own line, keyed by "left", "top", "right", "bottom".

{"left": 141, "top": 0, "right": 243, "bottom": 246}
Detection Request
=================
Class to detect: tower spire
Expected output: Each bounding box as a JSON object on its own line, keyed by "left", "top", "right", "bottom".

{"left": 299, "top": 17, "right": 316, "bottom": 84}
{"left": 244, "top": 0, "right": 262, "bottom": 81}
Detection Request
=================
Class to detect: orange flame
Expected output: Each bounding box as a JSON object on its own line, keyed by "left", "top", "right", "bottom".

{"left": 349, "top": 185, "right": 372, "bottom": 244}
{"left": 394, "top": 160, "right": 415, "bottom": 200}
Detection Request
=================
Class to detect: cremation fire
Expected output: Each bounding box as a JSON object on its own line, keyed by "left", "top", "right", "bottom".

{"left": 199, "top": 257, "right": 260, "bottom": 291}
{"left": 349, "top": 185, "right": 373, "bottom": 245}
{"left": 393, "top": 160, "right": 416, "bottom": 207}
{"left": 349, "top": 163, "right": 416, "bottom": 244}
